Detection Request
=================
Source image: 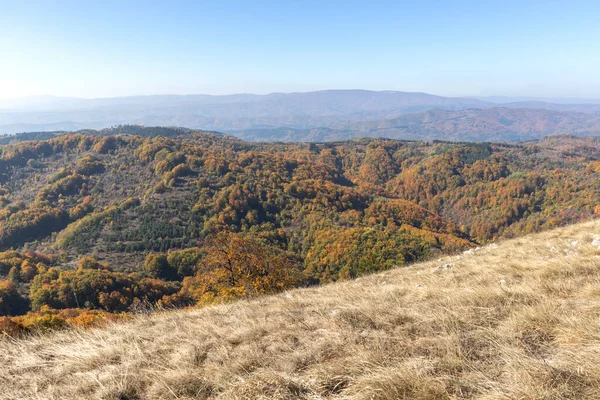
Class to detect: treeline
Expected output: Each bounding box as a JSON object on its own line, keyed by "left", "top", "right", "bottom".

{"left": 0, "top": 124, "right": 218, "bottom": 146}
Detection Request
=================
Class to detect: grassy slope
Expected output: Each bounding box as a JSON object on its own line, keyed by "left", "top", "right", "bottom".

{"left": 2, "top": 220, "right": 600, "bottom": 399}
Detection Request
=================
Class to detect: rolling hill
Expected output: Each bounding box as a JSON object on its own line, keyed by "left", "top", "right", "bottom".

{"left": 3, "top": 90, "right": 600, "bottom": 143}
{"left": 234, "top": 107, "right": 600, "bottom": 142}
{"left": 0, "top": 90, "right": 490, "bottom": 135}
{"left": 2, "top": 218, "right": 599, "bottom": 399}
{"left": 1, "top": 128, "right": 600, "bottom": 271}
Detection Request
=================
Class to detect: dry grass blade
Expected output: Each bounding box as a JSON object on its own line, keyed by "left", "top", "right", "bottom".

{"left": 2, "top": 220, "right": 600, "bottom": 399}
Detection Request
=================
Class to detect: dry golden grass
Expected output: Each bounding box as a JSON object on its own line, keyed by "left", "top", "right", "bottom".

{"left": 2, "top": 220, "right": 600, "bottom": 399}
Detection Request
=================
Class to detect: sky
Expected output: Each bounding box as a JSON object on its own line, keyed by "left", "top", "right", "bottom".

{"left": 1, "top": 0, "right": 600, "bottom": 99}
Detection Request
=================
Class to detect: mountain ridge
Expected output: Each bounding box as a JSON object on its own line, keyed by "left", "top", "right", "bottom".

{"left": 232, "top": 107, "right": 600, "bottom": 142}
{"left": 3, "top": 90, "right": 600, "bottom": 141}
{"left": 0, "top": 90, "right": 491, "bottom": 111}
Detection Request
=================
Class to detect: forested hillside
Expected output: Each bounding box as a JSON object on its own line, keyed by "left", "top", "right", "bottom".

{"left": 1, "top": 128, "right": 600, "bottom": 331}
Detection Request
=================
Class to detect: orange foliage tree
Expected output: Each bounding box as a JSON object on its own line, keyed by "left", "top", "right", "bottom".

{"left": 163, "top": 232, "right": 301, "bottom": 306}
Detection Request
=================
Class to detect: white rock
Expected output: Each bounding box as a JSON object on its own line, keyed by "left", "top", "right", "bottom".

{"left": 431, "top": 263, "right": 452, "bottom": 273}
{"left": 284, "top": 293, "right": 293, "bottom": 300}
{"left": 563, "top": 249, "right": 575, "bottom": 257}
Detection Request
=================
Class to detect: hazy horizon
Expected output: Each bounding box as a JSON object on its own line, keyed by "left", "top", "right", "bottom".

{"left": 2, "top": 90, "right": 600, "bottom": 105}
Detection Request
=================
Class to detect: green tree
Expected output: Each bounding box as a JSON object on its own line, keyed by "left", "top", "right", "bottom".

{"left": 0, "top": 280, "right": 29, "bottom": 316}
{"left": 144, "top": 253, "right": 178, "bottom": 281}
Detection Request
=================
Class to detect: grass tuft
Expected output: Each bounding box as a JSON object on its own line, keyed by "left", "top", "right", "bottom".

{"left": 2, "top": 220, "right": 600, "bottom": 399}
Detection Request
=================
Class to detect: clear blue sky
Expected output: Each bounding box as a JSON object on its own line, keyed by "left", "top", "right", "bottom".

{"left": 1, "top": 0, "right": 599, "bottom": 99}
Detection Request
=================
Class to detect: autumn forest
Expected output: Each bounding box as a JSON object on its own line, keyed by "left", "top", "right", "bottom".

{"left": 1, "top": 126, "right": 599, "bottom": 334}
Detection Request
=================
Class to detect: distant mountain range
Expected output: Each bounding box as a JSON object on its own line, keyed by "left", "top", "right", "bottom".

{"left": 2, "top": 90, "right": 600, "bottom": 142}
{"left": 233, "top": 107, "right": 600, "bottom": 142}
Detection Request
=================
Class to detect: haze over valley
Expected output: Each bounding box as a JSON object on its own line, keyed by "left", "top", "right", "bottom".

{"left": 3, "top": 90, "right": 600, "bottom": 142}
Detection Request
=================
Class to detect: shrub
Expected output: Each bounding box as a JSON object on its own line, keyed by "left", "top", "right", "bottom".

{"left": 75, "top": 155, "right": 105, "bottom": 176}
{"left": 92, "top": 136, "right": 118, "bottom": 154}
{"left": 167, "top": 247, "right": 204, "bottom": 278}
{"left": 49, "top": 168, "right": 72, "bottom": 184}
{"left": 78, "top": 256, "right": 111, "bottom": 271}
{"left": 163, "top": 232, "right": 301, "bottom": 306}
{"left": 144, "top": 253, "right": 178, "bottom": 281}
{"left": 0, "top": 280, "right": 30, "bottom": 316}
{"left": 30, "top": 268, "right": 179, "bottom": 313}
